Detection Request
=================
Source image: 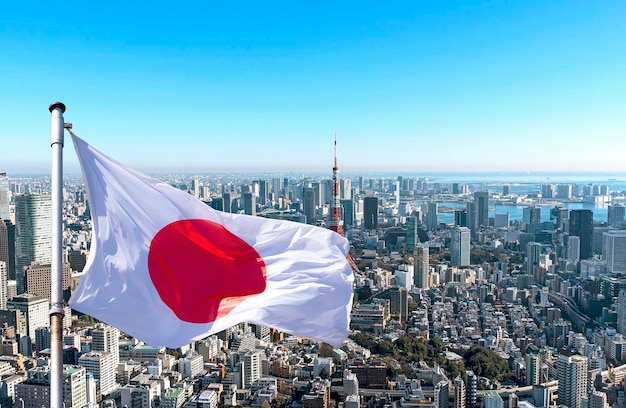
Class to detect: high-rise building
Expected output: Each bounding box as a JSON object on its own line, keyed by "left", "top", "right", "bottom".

{"left": 466, "top": 202, "right": 475, "bottom": 234}
{"left": 557, "top": 184, "right": 573, "bottom": 199}
{"left": 341, "top": 199, "right": 354, "bottom": 228}
{"left": 414, "top": 244, "right": 429, "bottom": 289}
{"left": 523, "top": 206, "right": 541, "bottom": 225}
{"left": 0, "top": 261, "right": 7, "bottom": 309}
{"left": 525, "top": 353, "right": 542, "bottom": 385}
{"left": 484, "top": 391, "right": 503, "bottom": 408}
{"left": 340, "top": 178, "right": 352, "bottom": 200}
{"left": 570, "top": 209, "right": 594, "bottom": 260}
{"left": 453, "top": 376, "right": 466, "bottom": 408}
{"left": 178, "top": 352, "right": 204, "bottom": 379}
{"left": 589, "top": 390, "right": 609, "bottom": 408}
{"left": 617, "top": 290, "right": 626, "bottom": 335}
{"left": 450, "top": 226, "right": 470, "bottom": 267}
{"left": 557, "top": 354, "right": 588, "bottom": 408}
{"left": 405, "top": 216, "right": 418, "bottom": 251}
{"left": 243, "top": 192, "right": 256, "bottom": 216}
{"left": 603, "top": 230, "right": 626, "bottom": 273}
{"left": 2, "top": 219, "right": 15, "bottom": 280}
{"left": 0, "top": 219, "right": 9, "bottom": 274}
{"left": 15, "top": 194, "right": 52, "bottom": 294}
{"left": 434, "top": 379, "right": 449, "bottom": 408}
{"left": 389, "top": 286, "right": 408, "bottom": 322}
{"left": 7, "top": 293, "right": 48, "bottom": 338}
{"left": 363, "top": 197, "right": 378, "bottom": 230}
{"left": 494, "top": 213, "right": 510, "bottom": 229}
{"left": 78, "top": 351, "right": 117, "bottom": 396}
{"left": 541, "top": 184, "right": 555, "bottom": 199}
{"left": 92, "top": 324, "right": 120, "bottom": 367}
{"left": 466, "top": 370, "right": 477, "bottom": 408}
{"left": 426, "top": 202, "right": 438, "bottom": 230}
{"left": 0, "top": 173, "right": 10, "bottom": 221}
{"left": 24, "top": 262, "right": 72, "bottom": 302}
{"left": 240, "top": 350, "right": 261, "bottom": 389}
{"left": 567, "top": 236, "right": 581, "bottom": 262}
{"left": 303, "top": 188, "right": 316, "bottom": 225}
{"left": 343, "top": 369, "right": 360, "bottom": 402}
{"left": 257, "top": 180, "right": 269, "bottom": 206}
{"left": 222, "top": 192, "right": 233, "bottom": 213}
{"left": 15, "top": 364, "right": 87, "bottom": 408}
{"left": 550, "top": 206, "right": 569, "bottom": 231}
{"left": 526, "top": 242, "right": 542, "bottom": 275}
{"left": 608, "top": 204, "right": 626, "bottom": 227}
{"left": 474, "top": 191, "right": 489, "bottom": 230}
{"left": 454, "top": 209, "right": 467, "bottom": 227}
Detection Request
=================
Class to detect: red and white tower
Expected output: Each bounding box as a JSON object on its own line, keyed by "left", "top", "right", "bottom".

{"left": 329, "top": 135, "right": 343, "bottom": 235}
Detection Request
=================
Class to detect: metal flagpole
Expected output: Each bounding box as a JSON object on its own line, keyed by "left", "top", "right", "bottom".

{"left": 49, "top": 102, "right": 66, "bottom": 408}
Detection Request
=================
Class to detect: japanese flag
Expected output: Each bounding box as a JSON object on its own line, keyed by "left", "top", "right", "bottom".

{"left": 69, "top": 134, "right": 354, "bottom": 348}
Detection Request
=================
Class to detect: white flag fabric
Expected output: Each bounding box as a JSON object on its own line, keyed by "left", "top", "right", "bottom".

{"left": 69, "top": 134, "right": 354, "bottom": 348}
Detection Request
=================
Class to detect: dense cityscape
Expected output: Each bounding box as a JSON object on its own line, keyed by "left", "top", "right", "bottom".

{"left": 1, "top": 158, "right": 626, "bottom": 408}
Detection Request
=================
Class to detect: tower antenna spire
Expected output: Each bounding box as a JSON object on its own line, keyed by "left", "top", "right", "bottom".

{"left": 329, "top": 134, "right": 343, "bottom": 235}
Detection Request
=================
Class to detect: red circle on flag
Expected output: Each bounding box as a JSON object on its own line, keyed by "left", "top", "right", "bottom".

{"left": 148, "top": 219, "right": 267, "bottom": 323}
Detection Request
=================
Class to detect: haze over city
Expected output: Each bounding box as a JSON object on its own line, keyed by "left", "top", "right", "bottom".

{"left": 1, "top": 1, "right": 625, "bottom": 174}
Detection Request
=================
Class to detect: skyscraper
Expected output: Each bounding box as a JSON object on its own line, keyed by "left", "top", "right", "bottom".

{"left": 406, "top": 216, "right": 418, "bottom": 251}
{"left": 550, "top": 206, "right": 569, "bottom": 231}
{"left": 454, "top": 209, "right": 467, "bottom": 227}
{"left": 474, "top": 191, "right": 489, "bottom": 230}
{"left": 363, "top": 196, "right": 378, "bottom": 230}
{"left": 414, "top": 244, "right": 430, "bottom": 289}
{"left": 523, "top": 206, "right": 541, "bottom": 225}
{"left": 526, "top": 242, "right": 542, "bottom": 275}
{"left": 389, "top": 286, "right": 408, "bottom": 321}
{"left": 617, "top": 290, "right": 626, "bottom": 335}
{"left": 0, "top": 173, "right": 10, "bottom": 221}
{"left": 257, "top": 180, "right": 269, "bottom": 206}
{"left": 570, "top": 209, "right": 594, "bottom": 260}
{"left": 243, "top": 192, "right": 256, "bottom": 216}
{"left": 0, "top": 261, "right": 7, "bottom": 310}
{"left": 450, "top": 226, "right": 471, "bottom": 267}
{"left": 15, "top": 194, "right": 52, "bottom": 294}
{"left": 567, "top": 236, "right": 581, "bottom": 262}
{"left": 0, "top": 221, "right": 9, "bottom": 281}
{"left": 557, "top": 354, "right": 588, "bottom": 408}
{"left": 608, "top": 204, "right": 625, "bottom": 227}
{"left": 603, "top": 230, "right": 626, "bottom": 273}
{"left": 303, "top": 188, "right": 316, "bottom": 225}
{"left": 426, "top": 202, "right": 438, "bottom": 230}
{"left": 222, "top": 191, "right": 233, "bottom": 213}
{"left": 2, "top": 220, "right": 15, "bottom": 281}
{"left": 341, "top": 199, "right": 354, "bottom": 228}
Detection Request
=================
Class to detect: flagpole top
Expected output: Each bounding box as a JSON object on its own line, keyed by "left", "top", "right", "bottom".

{"left": 49, "top": 102, "right": 66, "bottom": 113}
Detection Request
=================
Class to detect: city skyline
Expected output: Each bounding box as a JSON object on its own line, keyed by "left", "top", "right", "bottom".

{"left": 1, "top": 2, "right": 625, "bottom": 174}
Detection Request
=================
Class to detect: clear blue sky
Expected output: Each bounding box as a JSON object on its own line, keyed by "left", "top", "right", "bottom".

{"left": 1, "top": 1, "right": 625, "bottom": 174}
